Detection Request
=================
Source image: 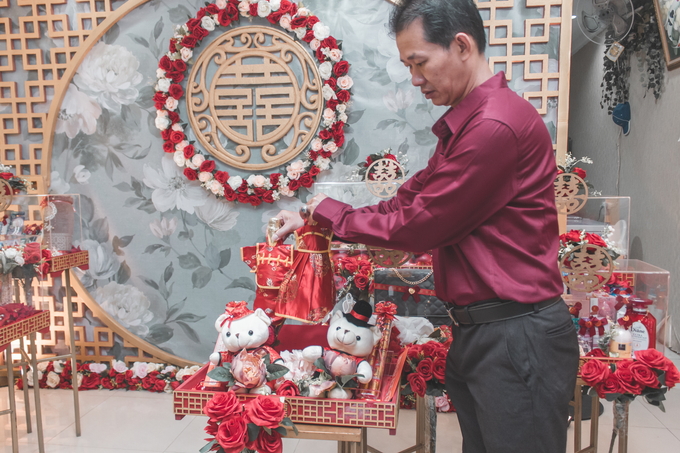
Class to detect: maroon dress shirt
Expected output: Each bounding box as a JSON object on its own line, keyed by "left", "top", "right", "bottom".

{"left": 314, "top": 72, "right": 563, "bottom": 306}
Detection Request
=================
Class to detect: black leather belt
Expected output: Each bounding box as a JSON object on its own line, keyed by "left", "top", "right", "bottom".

{"left": 448, "top": 296, "right": 562, "bottom": 326}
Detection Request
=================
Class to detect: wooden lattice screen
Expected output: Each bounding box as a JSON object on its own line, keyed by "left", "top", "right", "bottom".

{"left": 0, "top": 0, "right": 572, "bottom": 366}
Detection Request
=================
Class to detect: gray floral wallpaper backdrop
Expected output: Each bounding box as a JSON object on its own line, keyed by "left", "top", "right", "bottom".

{"left": 4, "top": 0, "right": 561, "bottom": 361}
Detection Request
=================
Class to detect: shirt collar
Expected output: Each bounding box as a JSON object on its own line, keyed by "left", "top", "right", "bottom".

{"left": 431, "top": 71, "right": 508, "bottom": 139}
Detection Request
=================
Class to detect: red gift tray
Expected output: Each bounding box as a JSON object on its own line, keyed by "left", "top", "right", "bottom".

{"left": 174, "top": 353, "right": 405, "bottom": 429}
{"left": 0, "top": 310, "right": 50, "bottom": 348}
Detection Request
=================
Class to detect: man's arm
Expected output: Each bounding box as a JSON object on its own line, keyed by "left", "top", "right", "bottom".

{"left": 313, "top": 120, "right": 519, "bottom": 252}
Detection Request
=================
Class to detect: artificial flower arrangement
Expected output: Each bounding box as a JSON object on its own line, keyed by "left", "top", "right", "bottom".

{"left": 559, "top": 229, "right": 622, "bottom": 268}
{"left": 348, "top": 147, "right": 408, "bottom": 182}
{"left": 556, "top": 152, "right": 599, "bottom": 195}
{"left": 0, "top": 303, "right": 41, "bottom": 327}
{"left": 400, "top": 326, "right": 451, "bottom": 399}
{"left": 154, "top": 0, "right": 352, "bottom": 207}
{"left": 0, "top": 164, "right": 30, "bottom": 194}
{"left": 16, "top": 360, "right": 203, "bottom": 393}
{"left": 0, "top": 242, "right": 51, "bottom": 276}
{"left": 201, "top": 390, "right": 297, "bottom": 453}
{"left": 331, "top": 253, "right": 374, "bottom": 302}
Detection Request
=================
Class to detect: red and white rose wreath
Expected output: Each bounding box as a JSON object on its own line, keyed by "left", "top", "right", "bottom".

{"left": 153, "top": 0, "right": 352, "bottom": 207}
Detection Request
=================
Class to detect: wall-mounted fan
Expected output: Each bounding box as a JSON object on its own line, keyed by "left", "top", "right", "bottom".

{"left": 575, "top": 0, "right": 635, "bottom": 45}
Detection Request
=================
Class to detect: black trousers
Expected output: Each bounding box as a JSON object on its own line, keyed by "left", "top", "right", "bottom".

{"left": 444, "top": 300, "right": 579, "bottom": 453}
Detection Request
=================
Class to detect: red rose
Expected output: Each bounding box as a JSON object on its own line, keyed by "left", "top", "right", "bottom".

{"left": 268, "top": 11, "right": 283, "bottom": 24}
{"left": 270, "top": 173, "right": 281, "bottom": 186}
{"left": 214, "top": 171, "right": 229, "bottom": 184}
{"left": 663, "top": 360, "right": 680, "bottom": 388}
{"left": 169, "top": 39, "right": 177, "bottom": 52}
{"left": 184, "top": 168, "right": 198, "bottom": 181}
{"left": 290, "top": 16, "right": 307, "bottom": 29}
{"left": 613, "top": 368, "right": 643, "bottom": 394}
{"left": 159, "top": 55, "right": 172, "bottom": 71}
{"left": 279, "top": 0, "right": 293, "bottom": 14}
{"left": 573, "top": 167, "right": 587, "bottom": 180}
{"left": 152, "top": 379, "right": 165, "bottom": 392}
{"left": 170, "top": 130, "right": 185, "bottom": 144}
{"left": 171, "top": 380, "right": 181, "bottom": 390}
{"left": 262, "top": 190, "right": 274, "bottom": 204}
{"left": 245, "top": 395, "right": 285, "bottom": 429}
{"left": 580, "top": 359, "right": 611, "bottom": 386}
{"left": 585, "top": 233, "right": 607, "bottom": 247}
{"left": 306, "top": 16, "right": 319, "bottom": 27}
{"left": 421, "top": 341, "right": 441, "bottom": 358}
{"left": 354, "top": 274, "right": 369, "bottom": 290}
{"left": 199, "top": 160, "right": 215, "bottom": 172}
{"left": 334, "top": 134, "right": 345, "bottom": 147}
{"left": 196, "top": 9, "right": 206, "bottom": 19}
{"left": 183, "top": 145, "right": 195, "bottom": 159}
{"left": 634, "top": 349, "right": 667, "bottom": 371}
{"left": 23, "top": 242, "right": 41, "bottom": 264}
{"left": 163, "top": 141, "right": 174, "bottom": 153}
{"left": 172, "top": 60, "right": 187, "bottom": 72}
{"left": 238, "top": 181, "right": 249, "bottom": 193}
{"left": 180, "top": 35, "right": 198, "bottom": 48}
{"left": 333, "top": 61, "right": 349, "bottom": 76}
{"left": 249, "top": 429, "right": 282, "bottom": 453}
{"left": 407, "top": 372, "right": 427, "bottom": 397}
{"left": 80, "top": 373, "right": 100, "bottom": 390}
{"left": 224, "top": 185, "right": 237, "bottom": 201}
{"left": 595, "top": 374, "right": 623, "bottom": 398}
{"left": 168, "top": 84, "right": 183, "bottom": 100}
{"left": 309, "top": 166, "right": 320, "bottom": 177}
{"left": 303, "top": 29, "right": 315, "bottom": 43}
{"left": 215, "top": 415, "right": 248, "bottom": 453}
{"left": 249, "top": 3, "right": 258, "bottom": 16}
{"left": 153, "top": 92, "right": 168, "bottom": 103}
{"left": 585, "top": 348, "right": 607, "bottom": 358}
{"left": 204, "top": 391, "right": 242, "bottom": 422}
{"left": 192, "top": 26, "right": 209, "bottom": 40}
{"left": 416, "top": 358, "right": 434, "bottom": 381}
{"left": 205, "top": 4, "right": 219, "bottom": 14}
{"left": 168, "top": 111, "right": 180, "bottom": 124}
{"left": 319, "top": 129, "right": 332, "bottom": 140}
{"left": 337, "top": 90, "right": 350, "bottom": 103}
{"left": 299, "top": 173, "right": 313, "bottom": 188}
{"left": 321, "top": 36, "right": 338, "bottom": 49}
{"left": 236, "top": 193, "right": 249, "bottom": 204}
{"left": 562, "top": 230, "right": 581, "bottom": 243}
{"left": 253, "top": 187, "right": 266, "bottom": 197}
{"left": 249, "top": 195, "right": 262, "bottom": 207}
{"left": 141, "top": 376, "right": 155, "bottom": 390}
{"left": 276, "top": 380, "right": 300, "bottom": 397}
{"left": 341, "top": 257, "right": 358, "bottom": 274}
{"left": 629, "top": 362, "right": 660, "bottom": 388}
{"left": 161, "top": 129, "right": 171, "bottom": 140}
{"left": 316, "top": 46, "right": 326, "bottom": 62}
{"left": 101, "top": 377, "right": 114, "bottom": 390}
{"left": 327, "top": 98, "right": 338, "bottom": 110}
{"left": 115, "top": 373, "right": 126, "bottom": 387}
{"left": 325, "top": 77, "right": 337, "bottom": 90}
{"left": 218, "top": 10, "right": 232, "bottom": 26}
{"left": 433, "top": 358, "right": 446, "bottom": 383}
{"left": 226, "top": 2, "right": 239, "bottom": 18}
{"left": 185, "top": 18, "right": 200, "bottom": 32}
{"left": 289, "top": 179, "right": 301, "bottom": 191}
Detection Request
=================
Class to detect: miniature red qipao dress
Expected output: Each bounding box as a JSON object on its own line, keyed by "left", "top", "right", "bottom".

{"left": 241, "top": 241, "right": 294, "bottom": 321}
{"left": 275, "top": 223, "right": 335, "bottom": 323}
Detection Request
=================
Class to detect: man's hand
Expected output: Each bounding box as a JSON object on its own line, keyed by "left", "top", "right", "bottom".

{"left": 305, "top": 193, "right": 328, "bottom": 221}
{"left": 272, "top": 194, "right": 329, "bottom": 242}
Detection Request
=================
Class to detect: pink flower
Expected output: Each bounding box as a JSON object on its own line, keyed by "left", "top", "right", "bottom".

{"left": 231, "top": 350, "right": 267, "bottom": 389}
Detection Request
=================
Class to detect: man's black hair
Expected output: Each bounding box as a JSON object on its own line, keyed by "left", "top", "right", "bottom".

{"left": 389, "top": 0, "right": 487, "bottom": 53}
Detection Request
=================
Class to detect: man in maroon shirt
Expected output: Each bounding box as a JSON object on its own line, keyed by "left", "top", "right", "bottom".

{"left": 275, "top": 1, "right": 579, "bottom": 451}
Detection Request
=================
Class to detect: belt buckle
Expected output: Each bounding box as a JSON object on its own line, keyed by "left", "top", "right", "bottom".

{"left": 447, "top": 307, "right": 460, "bottom": 327}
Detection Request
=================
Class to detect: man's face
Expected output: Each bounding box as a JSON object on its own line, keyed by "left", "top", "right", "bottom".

{"left": 396, "top": 19, "right": 471, "bottom": 107}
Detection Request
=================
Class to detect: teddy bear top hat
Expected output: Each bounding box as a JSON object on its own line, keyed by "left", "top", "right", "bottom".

{"left": 346, "top": 299, "right": 373, "bottom": 328}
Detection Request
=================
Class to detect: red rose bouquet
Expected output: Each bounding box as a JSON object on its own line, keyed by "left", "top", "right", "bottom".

{"left": 201, "top": 391, "right": 297, "bottom": 453}
{"left": 331, "top": 252, "right": 374, "bottom": 302}
{"left": 556, "top": 152, "right": 597, "bottom": 194}
{"left": 558, "top": 229, "right": 621, "bottom": 268}
{"left": 401, "top": 340, "right": 448, "bottom": 398}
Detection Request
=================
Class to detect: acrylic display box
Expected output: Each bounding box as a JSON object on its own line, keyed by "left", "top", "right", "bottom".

{"left": 173, "top": 325, "right": 406, "bottom": 429}
{"left": 312, "top": 182, "right": 386, "bottom": 208}
{"left": 567, "top": 196, "right": 631, "bottom": 258}
{"left": 564, "top": 258, "right": 670, "bottom": 358}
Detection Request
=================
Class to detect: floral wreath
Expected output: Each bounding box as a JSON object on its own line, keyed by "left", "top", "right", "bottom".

{"left": 153, "top": 0, "right": 352, "bottom": 207}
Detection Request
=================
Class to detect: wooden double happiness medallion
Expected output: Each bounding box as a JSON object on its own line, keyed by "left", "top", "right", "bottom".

{"left": 560, "top": 244, "right": 613, "bottom": 292}
{"left": 554, "top": 172, "right": 588, "bottom": 215}
{"left": 186, "top": 26, "right": 323, "bottom": 171}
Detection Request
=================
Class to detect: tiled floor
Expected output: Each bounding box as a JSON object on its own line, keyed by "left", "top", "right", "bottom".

{"left": 2, "top": 348, "right": 680, "bottom": 453}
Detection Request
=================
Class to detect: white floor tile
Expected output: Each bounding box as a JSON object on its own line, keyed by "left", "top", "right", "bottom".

{"left": 163, "top": 415, "right": 209, "bottom": 453}
{"left": 293, "top": 439, "right": 337, "bottom": 453}
{"left": 671, "top": 428, "right": 680, "bottom": 442}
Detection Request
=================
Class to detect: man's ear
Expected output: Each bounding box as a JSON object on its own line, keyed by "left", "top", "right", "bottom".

{"left": 453, "top": 32, "right": 475, "bottom": 60}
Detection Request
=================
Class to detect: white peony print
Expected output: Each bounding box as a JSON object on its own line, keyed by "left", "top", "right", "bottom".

{"left": 195, "top": 195, "right": 240, "bottom": 231}
{"left": 55, "top": 84, "right": 102, "bottom": 139}
{"left": 96, "top": 281, "right": 154, "bottom": 337}
{"left": 143, "top": 155, "right": 208, "bottom": 214}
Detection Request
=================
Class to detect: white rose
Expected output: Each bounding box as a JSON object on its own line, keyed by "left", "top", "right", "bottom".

{"left": 208, "top": 179, "right": 224, "bottom": 195}
{"left": 329, "top": 48, "right": 343, "bottom": 62}
{"left": 165, "top": 97, "right": 178, "bottom": 111}
{"left": 15, "top": 255, "right": 25, "bottom": 266}
{"left": 216, "top": 0, "right": 227, "bottom": 8}
{"left": 89, "top": 363, "right": 108, "bottom": 374}
{"left": 228, "top": 175, "right": 243, "bottom": 190}
{"left": 185, "top": 159, "right": 198, "bottom": 170}
{"left": 311, "top": 137, "right": 323, "bottom": 151}
{"left": 337, "top": 75, "right": 353, "bottom": 90}
{"left": 336, "top": 104, "right": 346, "bottom": 113}
{"left": 322, "top": 85, "right": 336, "bottom": 100}
{"left": 156, "top": 68, "right": 166, "bottom": 78}
{"left": 323, "top": 141, "right": 338, "bottom": 153}
{"left": 199, "top": 171, "right": 213, "bottom": 183}
{"left": 175, "top": 140, "right": 188, "bottom": 152}
{"left": 173, "top": 151, "right": 186, "bottom": 167}
{"left": 155, "top": 111, "right": 171, "bottom": 130}
{"left": 310, "top": 39, "right": 320, "bottom": 51}
{"left": 297, "top": 7, "right": 310, "bottom": 16}
{"left": 201, "top": 16, "right": 216, "bottom": 31}
{"left": 279, "top": 185, "right": 294, "bottom": 197}
{"left": 161, "top": 365, "right": 177, "bottom": 374}
{"left": 37, "top": 362, "right": 49, "bottom": 372}
{"left": 338, "top": 112, "right": 348, "bottom": 123}
{"left": 239, "top": 1, "right": 250, "bottom": 14}
{"left": 46, "top": 371, "right": 60, "bottom": 388}
{"left": 313, "top": 22, "right": 331, "bottom": 41}
{"left": 180, "top": 47, "right": 193, "bottom": 62}
{"left": 247, "top": 174, "right": 268, "bottom": 187}
{"left": 323, "top": 107, "right": 336, "bottom": 123}
{"left": 192, "top": 154, "right": 205, "bottom": 167}
{"left": 294, "top": 27, "right": 307, "bottom": 40}
{"left": 269, "top": 0, "right": 281, "bottom": 10}
{"left": 315, "top": 157, "right": 331, "bottom": 170}
{"left": 76, "top": 373, "right": 83, "bottom": 388}
{"left": 279, "top": 13, "right": 292, "bottom": 30}
{"left": 172, "top": 123, "right": 183, "bottom": 132}
{"left": 257, "top": 0, "right": 271, "bottom": 16}
{"left": 157, "top": 78, "right": 171, "bottom": 92}
{"left": 4, "top": 248, "right": 17, "bottom": 259}
{"left": 188, "top": 365, "right": 200, "bottom": 374}
{"left": 53, "top": 361, "right": 64, "bottom": 373}
{"left": 112, "top": 360, "right": 128, "bottom": 373}
{"left": 132, "top": 362, "right": 148, "bottom": 379}
{"left": 318, "top": 61, "right": 333, "bottom": 80}
{"left": 146, "top": 363, "right": 161, "bottom": 373}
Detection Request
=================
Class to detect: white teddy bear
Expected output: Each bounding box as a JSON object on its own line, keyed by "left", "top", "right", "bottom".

{"left": 202, "top": 301, "right": 283, "bottom": 394}
{"left": 302, "top": 300, "right": 381, "bottom": 399}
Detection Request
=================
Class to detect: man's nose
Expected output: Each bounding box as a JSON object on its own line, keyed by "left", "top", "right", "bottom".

{"left": 411, "top": 68, "right": 425, "bottom": 86}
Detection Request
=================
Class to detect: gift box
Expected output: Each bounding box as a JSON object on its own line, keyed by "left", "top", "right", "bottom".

{"left": 373, "top": 268, "right": 450, "bottom": 327}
